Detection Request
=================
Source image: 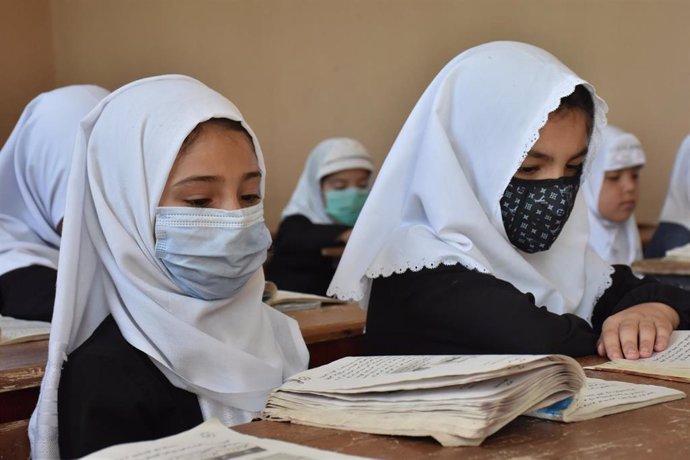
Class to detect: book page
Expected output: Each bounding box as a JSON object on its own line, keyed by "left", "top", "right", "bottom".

{"left": 0, "top": 315, "right": 51, "bottom": 345}
{"left": 265, "top": 355, "right": 588, "bottom": 447}
{"left": 268, "top": 290, "right": 344, "bottom": 306}
{"left": 280, "top": 355, "right": 582, "bottom": 393}
{"left": 585, "top": 331, "right": 690, "bottom": 382}
{"left": 526, "top": 377, "right": 685, "bottom": 422}
{"left": 665, "top": 243, "right": 690, "bottom": 261}
{"left": 82, "top": 418, "right": 367, "bottom": 460}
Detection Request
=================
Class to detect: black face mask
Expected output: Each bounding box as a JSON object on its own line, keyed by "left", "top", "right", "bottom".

{"left": 500, "top": 174, "right": 581, "bottom": 253}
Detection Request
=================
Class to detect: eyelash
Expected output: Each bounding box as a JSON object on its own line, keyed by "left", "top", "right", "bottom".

{"left": 241, "top": 194, "right": 261, "bottom": 204}
{"left": 182, "top": 195, "right": 262, "bottom": 208}
{"left": 517, "top": 166, "right": 539, "bottom": 175}
{"left": 518, "top": 163, "right": 582, "bottom": 175}
{"left": 184, "top": 198, "right": 211, "bottom": 208}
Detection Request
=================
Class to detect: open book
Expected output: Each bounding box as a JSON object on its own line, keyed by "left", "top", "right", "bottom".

{"left": 262, "top": 355, "right": 684, "bottom": 447}
{"left": 0, "top": 315, "right": 51, "bottom": 345}
{"left": 664, "top": 243, "right": 690, "bottom": 261}
{"left": 263, "top": 281, "right": 344, "bottom": 312}
{"left": 82, "top": 418, "right": 366, "bottom": 459}
{"left": 585, "top": 331, "right": 690, "bottom": 383}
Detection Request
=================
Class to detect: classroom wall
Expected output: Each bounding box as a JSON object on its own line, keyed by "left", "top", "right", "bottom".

{"left": 0, "top": 0, "right": 55, "bottom": 142}
{"left": 5, "top": 0, "right": 690, "bottom": 228}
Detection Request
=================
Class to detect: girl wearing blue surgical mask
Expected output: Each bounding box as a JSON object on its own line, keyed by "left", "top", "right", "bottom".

{"left": 327, "top": 41, "right": 690, "bottom": 361}
{"left": 30, "top": 75, "right": 308, "bottom": 459}
{"left": 266, "top": 138, "right": 374, "bottom": 295}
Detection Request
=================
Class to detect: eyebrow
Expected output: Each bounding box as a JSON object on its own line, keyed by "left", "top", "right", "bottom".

{"left": 526, "top": 147, "right": 588, "bottom": 162}
{"left": 242, "top": 170, "right": 262, "bottom": 182}
{"left": 172, "top": 170, "right": 262, "bottom": 188}
{"left": 173, "top": 175, "right": 222, "bottom": 187}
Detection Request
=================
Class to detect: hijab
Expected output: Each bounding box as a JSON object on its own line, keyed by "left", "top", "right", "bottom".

{"left": 30, "top": 75, "right": 308, "bottom": 459}
{"left": 659, "top": 135, "right": 690, "bottom": 229}
{"left": 328, "top": 41, "right": 613, "bottom": 322}
{"left": 583, "top": 125, "right": 645, "bottom": 265}
{"left": 0, "top": 85, "right": 108, "bottom": 276}
{"left": 281, "top": 137, "right": 373, "bottom": 224}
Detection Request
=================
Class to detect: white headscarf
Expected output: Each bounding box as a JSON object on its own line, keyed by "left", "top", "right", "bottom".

{"left": 583, "top": 125, "right": 645, "bottom": 265}
{"left": 0, "top": 85, "right": 108, "bottom": 276}
{"left": 328, "top": 41, "right": 613, "bottom": 322}
{"left": 30, "top": 75, "right": 309, "bottom": 459}
{"left": 659, "top": 135, "right": 690, "bottom": 229}
{"left": 281, "top": 137, "right": 374, "bottom": 224}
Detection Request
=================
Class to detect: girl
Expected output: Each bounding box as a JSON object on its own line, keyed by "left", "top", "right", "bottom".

{"left": 29, "top": 75, "right": 309, "bottom": 459}
{"left": 0, "top": 85, "right": 108, "bottom": 321}
{"left": 645, "top": 135, "right": 690, "bottom": 257}
{"left": 266, "top": 137, "right": 373, "bottom": 295}
{"left": 583, "top": 125, "right": 645, "bottom": 265}
{"left": 327, "top": 42, "right": 690, "bottom": 361}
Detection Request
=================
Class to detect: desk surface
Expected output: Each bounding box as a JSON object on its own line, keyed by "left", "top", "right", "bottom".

{"left": 284, "top": 303, "right": 365, "bottom": 344}
{"left": 0, "top": 339, "right": 48, "bottom": 424}
{"left": 0, "top": 339, "right": 48, "bottom": 393}
{"left": 235, "top": 356, "right": 690, "bottom": 459}
{"left": 632, "top": 258, "right": 690, "bottom": 275}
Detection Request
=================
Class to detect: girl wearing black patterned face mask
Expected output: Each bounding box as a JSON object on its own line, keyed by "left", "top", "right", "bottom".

{"left": 327, "top": 41, "right": 690, "bottom": 365}
{"left": 501, "top": 87, "right": 591, "bottom": 254}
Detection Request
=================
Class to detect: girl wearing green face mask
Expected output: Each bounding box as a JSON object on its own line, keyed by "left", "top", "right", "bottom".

{"left": 321, "top": 168, "right": 371, "bottom": 226}
{"left": 266, "top": 138, "right": 374, "bottom": 296}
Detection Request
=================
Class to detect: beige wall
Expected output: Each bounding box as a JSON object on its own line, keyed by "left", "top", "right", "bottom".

{"left": 0, "top": 0, "right": 55, "bottom": 142}
{"left": 5, "top": 0, "right": 689, "bottom": 228}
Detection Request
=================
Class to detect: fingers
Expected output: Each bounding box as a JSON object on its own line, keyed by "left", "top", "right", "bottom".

{"left": 598, "top": 303, "right": 678, "bottom": 360}
{"left": 653, "top": 322, "right": 673, "bottom": 352}
{"left": 618, "top": 320, "right": 641, "bottom": 359}
{"left": 600, "top": 320, "right": 624, "bottom": 360}
{"left": 637, "top": 319, "right": 656, "bottom": 358}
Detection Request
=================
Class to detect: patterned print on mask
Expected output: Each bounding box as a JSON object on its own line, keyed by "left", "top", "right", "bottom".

{"left": 500, "top": 175, "right": 580, "bottom": 253}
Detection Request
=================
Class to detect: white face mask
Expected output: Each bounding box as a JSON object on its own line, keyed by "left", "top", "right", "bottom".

{"left": 154, "top": 203, "right": 272, "bottom": 300}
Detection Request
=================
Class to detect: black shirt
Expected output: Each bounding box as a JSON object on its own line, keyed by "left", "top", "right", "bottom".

{"left": 58, "top": 315, "right": 203, "bottom": 458}
{"left": 265, "top": 214, "right": 350, "bottom": 295}
{"left": 366, "top": 264, "right": 690, "bottom": 357}
{"left": 0, "top": 265, "right": 56, "bottom": 321}
{"left": 644, "top": 222, "right": 690, "bottom": 258}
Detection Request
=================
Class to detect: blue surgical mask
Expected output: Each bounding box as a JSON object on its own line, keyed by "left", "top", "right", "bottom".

{"left": 500, "top": 174, "right": 580, "bottom": 253}
{"left": 154, "top": 204, "right": 272, "bottom": 300}
{"left": 325, "top": 187, "right": 369, "bottom": 226}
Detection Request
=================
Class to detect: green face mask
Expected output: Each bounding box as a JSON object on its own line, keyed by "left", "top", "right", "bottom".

{"left": 324, "top": 187, "right": 369, "bottom": 226}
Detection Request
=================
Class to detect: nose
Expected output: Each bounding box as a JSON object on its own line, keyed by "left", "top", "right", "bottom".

{"left": 219, "top": 196, "right": 243, "bottom": 211}
{"left": 621, "top": 174, "right": 637, "bottom": 193}
{"left": 547, "top": 163, "right": 573, "bottom": 180}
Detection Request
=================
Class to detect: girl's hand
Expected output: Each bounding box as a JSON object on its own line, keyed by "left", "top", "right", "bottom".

{"left": 597, "top": 303, "right": 679, "bottom": 360}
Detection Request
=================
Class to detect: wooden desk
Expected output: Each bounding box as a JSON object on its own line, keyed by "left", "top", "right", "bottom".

{"left": 235, "top": 356, "right": 690, "bottom": 459}
{"left": 0, "top": 339, "right": 48, "bottom": 460}
{"left": 631, "top": 258, "right": 690, "bottom": 290}
{"left": 632, "top": 258, "right": 690, "bottom": 276}
{"left": 0, "top": 305, "right": 366, "bottom": 424}
{"left": 285, "top": 303, "right": 366, "bottom": 368}
{"left": 0, "top": 306, "right": 365, "bottom": 459}
{"left": 0, "top": 339, "right": 48, "bottom": 424}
